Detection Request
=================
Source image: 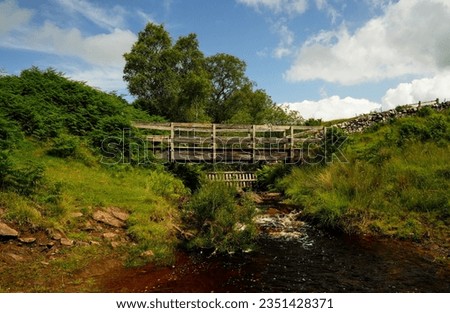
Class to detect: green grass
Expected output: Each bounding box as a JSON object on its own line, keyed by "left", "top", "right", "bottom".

{"left": 280, "top": 109, "right": 450, "bottom": 245}
{"left": 3, "top": 140, "right": 187, "bottom": 263}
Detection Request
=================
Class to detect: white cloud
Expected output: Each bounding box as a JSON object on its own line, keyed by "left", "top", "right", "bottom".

{"left": 54, "top": 0, "right": 127, "bottom": 30}
{"left": 285, "top": 0, "right": 450, "bottom": 85}
{"left": 0, "top": 0, "right": 137, "bottom": 94}
{"left": 284, "top": 96, "right": 381, "bottom": 121}
{"left": 364, "top": 0, "right": 393, "bottom": 11}
{"left": 137, "top": 10, "right": 156, "bottom": 24}
{"left": 272, "top": 21, "right": 295, "bottom": 58}
{"left": 0, "top": 0, "right": 33, "bottom": 34}
{"left": 382, "top": 72, "right": 450, "bottom": 109}
{"left": 4, "top": 21, "right": 136, "bottom": 67}
{"left": 315, "top": 0, "right": 340, "bottom": 23}
{"left": 236, "top": 0, "right": 308, "bottom": 15}
{"left": 65, "top": 65, "right": 127, "bottom": 92}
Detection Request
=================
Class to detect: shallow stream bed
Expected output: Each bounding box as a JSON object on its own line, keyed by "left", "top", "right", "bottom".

{"left": 103, "top": 211, "right": 449, "bottom": 292}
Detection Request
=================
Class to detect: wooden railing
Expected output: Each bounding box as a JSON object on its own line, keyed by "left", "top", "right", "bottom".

{"left": 206, "top": 171, "right": 257, "bottom": 188}
{"left": 132, "top": 122, "right": 324, "bottom": 163}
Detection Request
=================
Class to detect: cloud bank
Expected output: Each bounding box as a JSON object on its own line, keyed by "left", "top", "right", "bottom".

{"left": 285, "top": 0, "right": 450, "bottom": 85}
{"left": 0, "top": 0, "right": 136, "bottom": 93}
{"left": 285, "top": 96, "right": 381, "bottom": 121}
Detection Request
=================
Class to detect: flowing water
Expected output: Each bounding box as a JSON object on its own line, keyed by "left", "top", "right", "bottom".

{"left": 104, "top": 210, "right": 449, "bottom": 293}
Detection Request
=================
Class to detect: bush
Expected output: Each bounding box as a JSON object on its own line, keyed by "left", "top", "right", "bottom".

{"left": 304, "top": 118, "right": 322, "bottom": 126}
{"left": 166, "top": 163, "right": 204, "bottom": 192}
{"left": 0, "top": 152, "right": 44, "bottom": 196}
{"left": 417, "top": 106, "right": 433, "bottom": 117}
{"left": 48, "top": 134, "right": 80, "bottom": 158}
{"left": 145, "top": 170, "right": 188, "bottom": 201}
{"left": 184, "top": 182, "right": 257, "bottom": 254}
{"left": 0, "top": 114, "right": 22, "bottom": 149}
{"left": 10, "top": 162, "right": 45, "bottom": 196}
{"left": 256, "top": 163, "right": 291, "bottom": 191}
{"left": 0, "top": 151, "right": 14, "bottom": 190}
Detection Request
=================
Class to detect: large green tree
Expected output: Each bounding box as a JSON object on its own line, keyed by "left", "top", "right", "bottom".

{"left": 124, "top": 23, "right": 210, "bottom": 122}
{"left": 123, "top": 23, "right": 303, "bottom": 124}
{"left": 205, "top": 53, "right": 250, "bottom": 123}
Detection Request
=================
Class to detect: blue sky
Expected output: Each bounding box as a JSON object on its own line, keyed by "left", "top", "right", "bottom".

{"left": 1, "top": 0, "right": 450, "bottom": 120}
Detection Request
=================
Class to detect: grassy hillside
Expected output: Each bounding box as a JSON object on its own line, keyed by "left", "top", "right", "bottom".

{"left": 280, "top": 107, "right": 449, "bottom": 249}
{"left": 0, "top": 68, "right": 257, "bottom": 292}
{"left": 0, "top": 68, "right": 188, "bottom": 264}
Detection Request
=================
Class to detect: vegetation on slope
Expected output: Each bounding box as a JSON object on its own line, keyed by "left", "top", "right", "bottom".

{"left": 0, "top": 67, "right": 257, "bottom": 277}
{"left": 280, "top": 107, "right": 449, "bottom": 247}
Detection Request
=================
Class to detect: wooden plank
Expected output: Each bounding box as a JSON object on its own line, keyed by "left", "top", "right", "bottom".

{"left": 173, "top": 122, "right": 213, "bottom": 128}
{"left": 254, "top": 125, "right": 290, "bottom": 132}
{"left": 215, "top": 124, "right": 252, "bottom": 129}
{"left": 173, "top": 127, "right": 212, "bottom": 133}
{"left": 252, "top": 125, "right": 256, "bottom": 162}
{"left": 170, "top": 123, "right": 175, "bottom": 162}
{"left": 212, "top": 124, "right": 216, "bottom": 163}
{"left": 290, "top": 126, "right": 294, "bottom": 161}
{"left": 146, "top": 135, "right": 170, "bottom": 142}
{"left": 173, "top": 137, "right": 213, "bottom": 144}
{"left": 134, "top": 124, "right": 172, "bottom": 131}
{"left": 215, "top": 128, "right": 252, "bottom": 133}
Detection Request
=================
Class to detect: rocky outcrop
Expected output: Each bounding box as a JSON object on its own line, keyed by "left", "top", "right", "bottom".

{"left": 334, "top": 101, "right": 450, "bottom": 134}
{"left": 92, "top": 208, "right": 129, "bottom": 228}
{"left": 0, "top": 221, "right": 19, "bottom": 238}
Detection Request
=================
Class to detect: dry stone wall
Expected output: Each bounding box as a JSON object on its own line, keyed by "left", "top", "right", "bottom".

{"left": 334, "top": 100, "right": 450, "bottom": 134}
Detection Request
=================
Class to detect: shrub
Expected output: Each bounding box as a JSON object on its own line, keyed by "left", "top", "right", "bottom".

{"left": 166, "top": 163, "right": 204, "bottom": 192}
{"left": 0, "top": 151, "right": 14, "bottom": 190}
{"left": 304, "top": 118, "right": 322, "bottom": 126}
{"left": 417, "top": 106, "right": 433, "bottom": 117}
{"left": 48, "top": 134, "right": 80, "bottom": 158}
{"left": 0, "top": 152, "right": 44, "bottom": 196}
{"left": 0, "top": 114, "right": 22, "bottom": 149}
{"left": 426, "top": 115, "right": 447, "bottom": 141}
{"left": 184, "top": 182, "right": 257, "bottom": 254}
{"left": 145, "top": 170, "right": 188, "bottom": 201}
{"left": 9, "top": 162, "right": 45, "bottom": 196}
{"left": 256, "top": 163, "right": 291, "bottom": 191}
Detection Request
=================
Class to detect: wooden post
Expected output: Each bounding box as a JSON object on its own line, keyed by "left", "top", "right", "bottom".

{"left": 323, "top": 126, "right": 327, "bottom": 163}
{"left": 289, "top": 126, "right": 294, "bottom": 162}
{"left": 212, "top": 124, "right": 216, "bottom": 163}
{"left": 252, "top": 125, "right": 256, "bottom": 163}
{"left": 170, "top": 122, "right": 175, "bottom": 162}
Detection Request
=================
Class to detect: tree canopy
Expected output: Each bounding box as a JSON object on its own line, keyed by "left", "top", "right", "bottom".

{"left": 124, "top": 23, "right": 302, "bottom": 124}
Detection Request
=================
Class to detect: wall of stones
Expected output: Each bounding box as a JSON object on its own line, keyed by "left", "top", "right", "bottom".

{"left": 334, "top": 100, "right": 450, "bottom": 134}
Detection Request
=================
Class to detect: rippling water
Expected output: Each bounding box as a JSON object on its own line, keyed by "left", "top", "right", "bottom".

{"left": 104, "top": 212, "right": 449, "bottom": 293}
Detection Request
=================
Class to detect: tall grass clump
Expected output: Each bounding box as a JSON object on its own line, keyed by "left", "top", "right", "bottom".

{"left": 183, "top": 181, "right": 257, "bottom": 254}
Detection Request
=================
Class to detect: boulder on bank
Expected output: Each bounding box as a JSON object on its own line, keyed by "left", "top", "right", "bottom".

{"left": 0, "top": 221, "right": 19, "bottom": 238}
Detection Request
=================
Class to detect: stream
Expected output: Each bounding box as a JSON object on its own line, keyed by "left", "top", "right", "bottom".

{"left": 104, "top": 208, "right": 449, "bottom": 293}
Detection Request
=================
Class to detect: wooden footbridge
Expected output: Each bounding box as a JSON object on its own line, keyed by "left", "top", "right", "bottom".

{"left": 133, "top": 122, "right": 325, "bottom": 164}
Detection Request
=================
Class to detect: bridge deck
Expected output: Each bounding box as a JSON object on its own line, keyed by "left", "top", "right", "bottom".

{"left": 133, "top": 122, "right": 324, "bottom": 163}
